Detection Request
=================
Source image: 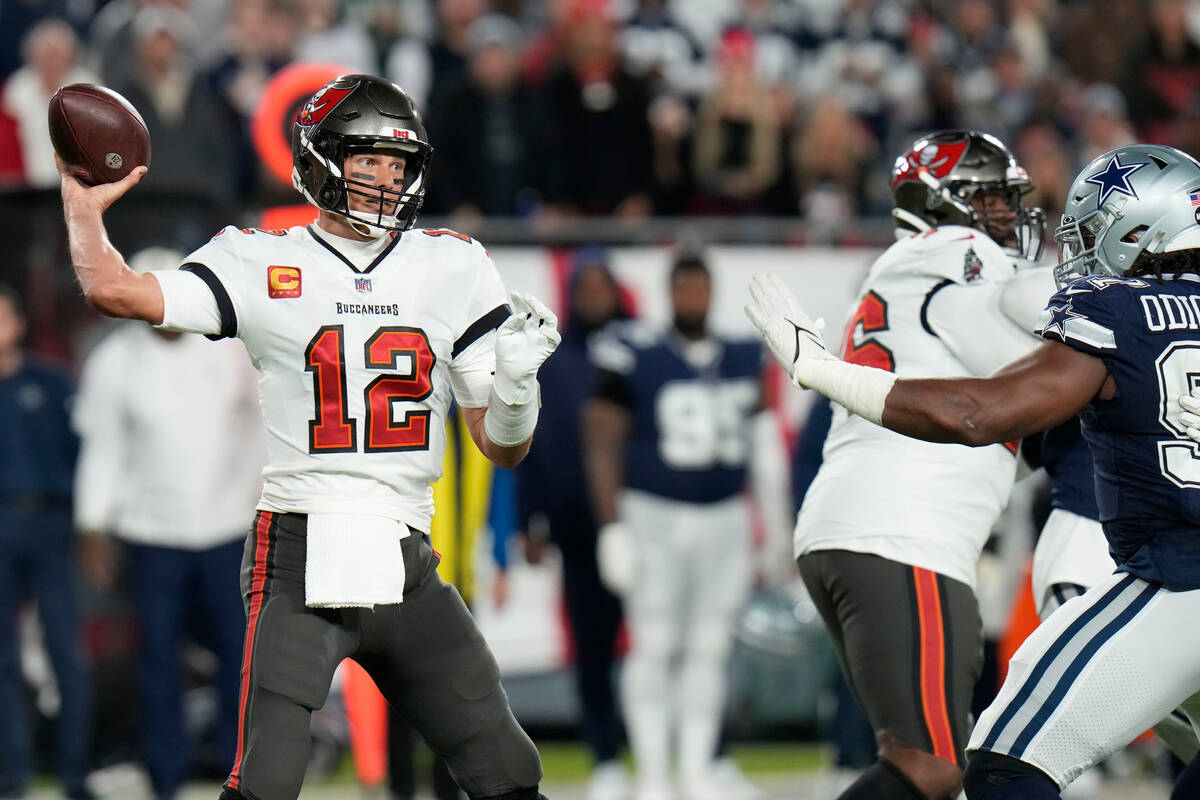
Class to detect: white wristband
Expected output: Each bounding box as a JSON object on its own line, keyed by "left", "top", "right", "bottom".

{"left": 483, "top": 381, "right": 540, "bottom": 447}
{"left": 794, "top": 359, "right": 898, "bottom": 425}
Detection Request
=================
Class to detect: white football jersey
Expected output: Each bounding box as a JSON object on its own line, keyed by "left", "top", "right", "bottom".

{"left": 795, "top": 226, "right": 1024, "bottom": 588}
{"left": 156, "top": 224, "right": 508, "bottom": 532}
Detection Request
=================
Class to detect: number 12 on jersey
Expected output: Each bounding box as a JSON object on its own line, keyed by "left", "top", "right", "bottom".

{"left": 305, "top": 325, "right": 436, "bottom": 453}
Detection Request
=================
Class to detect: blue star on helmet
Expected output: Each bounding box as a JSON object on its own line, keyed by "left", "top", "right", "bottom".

{"left": 1040, "top": 302, "right": 1085, "bottom": 340}
{"left": 1084, "top": 153, "right": 1148, "bottom": 209}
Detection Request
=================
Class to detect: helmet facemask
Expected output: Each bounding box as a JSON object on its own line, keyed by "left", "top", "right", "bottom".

{"left": 1053, "top": 207, "right": 1113, "bottom": 288}
{"left": 295, "top": 130, "right": 431, "bottom": 238}
{"left": 953, "top": 181, "right": 1046, "bottom": 263}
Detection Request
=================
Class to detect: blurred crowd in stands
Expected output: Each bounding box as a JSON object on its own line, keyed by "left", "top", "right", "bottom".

{"left": 1, "top": 0, "right": 1199, "bottom": 229}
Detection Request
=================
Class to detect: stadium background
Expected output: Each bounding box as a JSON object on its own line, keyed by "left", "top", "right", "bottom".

{"left": 0, "top": 0, "right": 1197, "bottom": 796}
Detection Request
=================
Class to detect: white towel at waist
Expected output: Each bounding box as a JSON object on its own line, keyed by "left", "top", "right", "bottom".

{"left": 305, "top": 513, "right": 411, "bottom": 608}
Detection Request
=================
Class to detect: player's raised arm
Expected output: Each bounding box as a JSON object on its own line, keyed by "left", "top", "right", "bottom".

{"left": 57, "top": 155, "right": 164, "bottom": 323}
{"left": 462, "top": 292, "right": 561, "bottom": 468}
{"left": 745, "top": 272, "right": 1109, "bottom": 447}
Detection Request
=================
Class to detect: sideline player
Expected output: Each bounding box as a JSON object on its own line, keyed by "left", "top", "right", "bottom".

{"left": 789, "top": 130, "right": 1046, "bottom": 800}
{"left": 585, "top": 252, "right": 767, "bottom": 800}
{"left": 746, "top": 143, "right": 1200, "bottom": 800}
{"left": 57, "top": 74, "right": 558, "bottom": 800}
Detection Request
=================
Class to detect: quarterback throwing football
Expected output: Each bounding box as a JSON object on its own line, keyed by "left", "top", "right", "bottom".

{"left": 57, "top": 74, "right": 558, "bottom": 800}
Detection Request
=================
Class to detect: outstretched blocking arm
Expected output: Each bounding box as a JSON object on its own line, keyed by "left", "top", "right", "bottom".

{"left": 57, "top": 156, "right": 163, "bottom": 323}
{"left": 745, "top": 273, "right": 1109, "bottom": 448}
{"left": 879, "top": 341, "right": 1107, "bottom": 446}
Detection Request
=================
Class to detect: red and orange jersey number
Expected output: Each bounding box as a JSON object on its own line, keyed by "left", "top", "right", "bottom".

{"left": 305, "top": 325, "right": 436, "bottom": 453}
{"left": 841, "top": 291, "right": 895, "bottom": 372}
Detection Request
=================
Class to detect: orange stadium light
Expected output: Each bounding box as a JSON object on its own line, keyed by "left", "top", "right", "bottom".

{"left": 251, "top": 62, "right": 346, "bottom": 187}
{"left": 251, "top": 63, "right": 344, "bottom": 228}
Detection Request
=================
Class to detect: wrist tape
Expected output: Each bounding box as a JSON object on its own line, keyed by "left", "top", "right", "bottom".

{"left": 484, "top": 381, "right": 540, "bottom": 446}
{"left": 793, "top": 358, "right": 898, "bottom": 425}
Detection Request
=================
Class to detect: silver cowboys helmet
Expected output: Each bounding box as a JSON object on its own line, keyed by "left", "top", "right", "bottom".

{"left": 891, "top": 129, "right": 1045, "bottom": 261}
{"left": 1054, "top": 144, "right": 1200, "bottom": 288}
{"left": 292, "top": 74, "right": 432, "bottom": 237}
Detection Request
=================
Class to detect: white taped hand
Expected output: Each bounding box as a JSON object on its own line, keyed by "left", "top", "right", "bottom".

{"left": 493, "top": 291, "right": 561, "bottom": 406}
{"left": 1179, "top": 387, "right": 1200, "bottom": 443}
{"left": 744, "top": 273, "right": 835, "bottom": 387}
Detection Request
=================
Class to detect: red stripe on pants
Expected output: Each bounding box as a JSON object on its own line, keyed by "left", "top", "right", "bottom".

{"left": 913, "top": 567, "right": 956, "bottom": 764}
{"left": 228, "top": 511, "right": 273, "bottom": 791}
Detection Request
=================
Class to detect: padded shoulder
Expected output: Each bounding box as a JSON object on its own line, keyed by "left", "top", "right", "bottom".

{"left": 876, "top": 225, "right": 1015, "bottom": 287}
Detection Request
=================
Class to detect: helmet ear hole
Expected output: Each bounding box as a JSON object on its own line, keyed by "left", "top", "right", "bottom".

{"left": 318, "top": 182, "right": 340, "bottom": 209}
{"left": 1121, "top": 225, "right": 1149, "bottom": 244}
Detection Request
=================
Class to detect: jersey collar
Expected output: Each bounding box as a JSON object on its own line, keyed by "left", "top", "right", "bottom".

{"left": 306, "top": 225, "right": 403, "bottom": 274}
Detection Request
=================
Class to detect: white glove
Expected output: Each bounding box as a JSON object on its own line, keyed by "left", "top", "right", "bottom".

{"left": 744, "top": 273, "right": 835, "bottom": 387}
{"left": 494, "top": 291, "right": 561, "bottom": 406}
{"left": 596, "top": 521, "right": 638, "bottom": 596}
{"left": 1179, "top": 387, "right": 1200, "bottom": 442}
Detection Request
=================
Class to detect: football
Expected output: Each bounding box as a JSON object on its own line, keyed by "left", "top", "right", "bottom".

{"left": 48, "top": 83, "right": 151, "bottom": 186}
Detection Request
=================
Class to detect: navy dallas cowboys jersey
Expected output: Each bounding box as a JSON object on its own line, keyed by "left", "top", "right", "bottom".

{"left": 590, "top": 322, "right": 763, "bottom": 504}
{"left": 1038, "top": 418, "right": 1101, "bottom": 522}
{"left": 1036, "top": 274, "right": 1200, "bottom": 588}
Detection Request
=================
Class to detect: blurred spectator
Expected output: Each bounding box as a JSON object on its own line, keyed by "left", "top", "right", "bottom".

{"left": 2, "top": 19, "right": 98, "bottom": 188}
{"left": 112, "top": 5, "right": 236, "bottom": 209}
{"left": 620, "top": 0, "right": 709, "bottom": 99}
{"left": 292, "top": 0, "right": 377, "bottom": 74}
{"left": 0, "top": 0, "right": 89, "bottom": 80}
{"left": 385, "top": 24, "right": 434, "bottom": 112}
{"left": 791, "top": 95, "right": 878, "bottom": 228}
{"left": 520, "top": 0, "right": 575, "bottom": 86}
{"left": 425, "top": 0, "right": 488, "bottom": 117}
{"left": 797, "top": 0, "right": 921, "bottom": 145}
{"left": 73, "top": 248, "right": 265, "bottom": 800}
{"left": 91, "top": 0, "right": 189, "bottom": 87}
{"left": 1078, "top": 83, "right": 1137, "bottom": 163}
{"left": 1121, "top": 0, "right": 1200, "bottom": 145}
{"left": 727, "top": 0, "right": 802, "bottom": 124}
{"left": 1006, "top": 0, "right": 1053, "bottom": 81}
{"left": 947, "top": 0, "right": 1006, "bottom": 74}
{"left": 585, "top": 252, "right": 765, "bottom": 800}
{"left": 1015, "top": 119, "right": 1072, "bottom": 223}
{"left": 542, "top": 0, "right": 654, "bottom": 218}
{"left": 0, "top": 284, "right": 93, "bottom": 800}
{"left": 1059, "top": 0, "right": 1148, "bottom": 86}
{"left": 647, "top": 93, "right": 695, "bottom": 215}
{"left": 513, "top": 248, "right": 629, "bottom": 800}
{"left": 959, "top": 41, "right": 1035, "bottom": 141}
{"left": 205, "top": 0, "right": 296, "bottom": 201}
{"left": 426, "top": 14, "right": 551, "bottom": 222}
{"left": 691, "top": 29, "right": 782, "bottom": 214}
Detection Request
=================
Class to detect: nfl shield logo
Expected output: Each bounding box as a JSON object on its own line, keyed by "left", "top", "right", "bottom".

{"left": 355, "top": 277, "right": 372, "bottom": 294}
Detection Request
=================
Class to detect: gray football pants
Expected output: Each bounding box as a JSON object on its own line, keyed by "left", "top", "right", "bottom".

{"left": 224, "top": 511, "right": 542, "bottom": 800}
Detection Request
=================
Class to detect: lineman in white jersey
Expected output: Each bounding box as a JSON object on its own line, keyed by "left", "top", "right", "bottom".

{"left": 793, "top": 131, "right": 1048, "bottom": 800}
{"left": 56, "top": 74, "right": 559, "bottom": 800}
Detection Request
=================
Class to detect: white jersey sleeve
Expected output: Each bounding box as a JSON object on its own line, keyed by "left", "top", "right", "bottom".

{"left": 925, "top": 281, "right": 1042, "bottom": 376}
{"left": 155, "top": 225, "right": 249, "bottom": 338}
{"left": 447, "top": 244, "right": 510, "bottom": 408}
